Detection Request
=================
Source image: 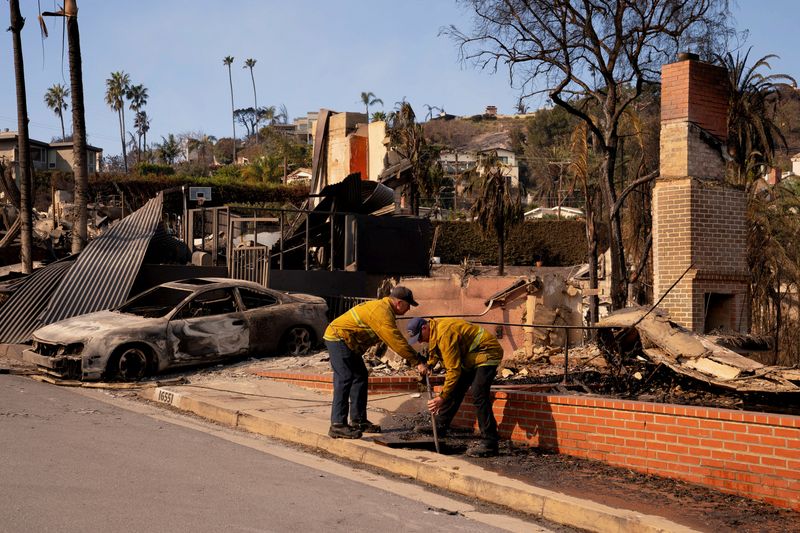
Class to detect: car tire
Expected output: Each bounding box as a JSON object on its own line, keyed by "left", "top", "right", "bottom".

{"left": 108, "top": 345, "right": 150, "bottom": 381}
{"left": 282, "top": 326, "right": 313, "bottom": 355}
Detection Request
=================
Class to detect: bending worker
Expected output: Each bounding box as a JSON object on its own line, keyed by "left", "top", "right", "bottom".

{"left": 407, "top": 317, "right": 503, "bottom": 457}
{"left": 323, "top": 286, "right": 428, "bottom": 439}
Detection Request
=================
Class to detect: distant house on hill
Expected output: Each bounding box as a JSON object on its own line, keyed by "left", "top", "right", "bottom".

{"left": 0, "top": 130, "right": 102, "bottom": 183}
{"left": 286, "top": 167, "right": 312, "bottom": 184}
{"left": 439, "top": 130, "right": 520, "bottom": 187}
{"left": 525, "top": 206, "right": 584, "bottom": 219}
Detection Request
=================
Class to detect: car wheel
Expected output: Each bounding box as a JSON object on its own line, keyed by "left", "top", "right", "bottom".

{"left": 283, "top": 326, "right": 313, "bottom": 355}
{"left": 109, "top": 346, "right": 149, "bottom": 381}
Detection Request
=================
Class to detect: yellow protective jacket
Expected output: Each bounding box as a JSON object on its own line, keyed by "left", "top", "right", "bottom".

{"left": 426, "top": 318, "right": 503, "bottom": 401}
{"left": 324, "top": 297, "right": 420, "bottom": 363}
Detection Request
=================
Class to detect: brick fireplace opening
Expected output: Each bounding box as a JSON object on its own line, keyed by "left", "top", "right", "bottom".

{"left": 653, "top": 54, "right": 750, "bottom": 333}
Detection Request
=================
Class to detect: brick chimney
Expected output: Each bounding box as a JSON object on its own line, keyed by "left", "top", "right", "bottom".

{"left": 652, "top": 55, "right": 749, "bottom": 333}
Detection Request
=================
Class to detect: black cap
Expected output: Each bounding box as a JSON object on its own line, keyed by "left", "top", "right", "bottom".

{"left": 390, "top": 285, "right": 418, "bottom": 307}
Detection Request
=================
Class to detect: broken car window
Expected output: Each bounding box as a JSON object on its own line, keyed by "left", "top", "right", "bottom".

{"left": 118, "top": 287, "right": 193, "bottom": 318}
{"left": 175, "top": 288, "right": 239, "bottom": 319}
{"left": 238, "top": 288, "right": 278, "bottom": 310}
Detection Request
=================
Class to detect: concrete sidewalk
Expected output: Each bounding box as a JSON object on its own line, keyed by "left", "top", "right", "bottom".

{"left": 140, "top": 377, "right": 695, "bottom": 533}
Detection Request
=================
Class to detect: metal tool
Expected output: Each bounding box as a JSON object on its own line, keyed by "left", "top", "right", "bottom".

{"left": 425, "top": 374, "right": 442, "bottom": 454}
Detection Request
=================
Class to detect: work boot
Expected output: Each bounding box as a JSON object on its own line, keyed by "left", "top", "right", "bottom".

{"left": 413, "top": 422, "right": 447, "bottom": 437}
{"left": 328, "top": 423, "right": 362, "bottom": 439}
{"left": 351, "top": 419, "right": 381, "bottom": 433}
{"left": 465, "top": 440, "right": 499, "bottom": 458}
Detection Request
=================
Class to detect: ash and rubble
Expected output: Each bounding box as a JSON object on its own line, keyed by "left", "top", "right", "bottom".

{"left": 1, "top": 190, "right": 130, "bottom": 263}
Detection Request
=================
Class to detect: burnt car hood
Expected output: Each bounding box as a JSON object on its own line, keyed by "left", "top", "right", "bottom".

{"left": 32, "top": 310, "right": 157, "bottom": 343}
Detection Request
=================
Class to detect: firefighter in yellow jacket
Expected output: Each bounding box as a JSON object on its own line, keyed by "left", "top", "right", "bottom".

{"left": 323, "top": 286, "right": 427, "bottom": 439}
{"left": 407, "top": 317, "right": 503, "bottom": 457}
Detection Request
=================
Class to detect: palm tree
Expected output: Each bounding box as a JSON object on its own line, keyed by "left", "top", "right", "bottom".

{"left": 423, "top": 104, "right": 441, "bottom": 121}
{"left": 243, "top": 58, "right": 259, "bottom": 141}
{"left": 371, "top": 111, "right": 387, "bottom": 122}
{"left": 360, "top": 91, "right": 383, "bottom": 122}
{"left": 719, "top": 49, "right": 797, "bottom": 186}
{"left": 261, "top": 105, "right": 277, "bottom": 126}
{"left": 188, "top": 134, "right": 217, "bottom": 166}
{"left": 277, "top": 104, "right": 289, "bottom": 125}
{"left": 134, "top": 111, "right": 150, "bottom": 161}
{"left": 223, "top": 56, "right": 236, "bottom": 163}
{"left": 158, "top": 134, "right": 181, "bottom": 165}
{"left": 9, "top": 0, "right": 32, "bottom": 272}
{"left": 44, "top": 83, "right": 70, "bottom": 139}
{"left": 469, "top": 151, "right": 524, "bottom": 276}
{"left": 105, "top": 71, "right": 131, "bottom": 172}
{"left": 127, "top": 83, "right": 148, "bottom": 161}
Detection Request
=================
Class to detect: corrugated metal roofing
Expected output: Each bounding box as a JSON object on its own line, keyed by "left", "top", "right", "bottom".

{"left": 0, "top": 257, "right": 76, "bottom": 343}
{"left": 39, "top": 193, "right": 164, "bottom": 324}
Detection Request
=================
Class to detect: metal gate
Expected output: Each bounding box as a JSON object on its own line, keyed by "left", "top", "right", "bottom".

{"left": 229, "top": 246, "right": 270, "bottom": 286}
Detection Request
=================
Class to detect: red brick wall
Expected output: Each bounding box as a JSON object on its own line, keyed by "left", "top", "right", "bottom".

{"left": 453, "top": 391, "right": 800, "bottom": 510}
{"left": 661, "top": 59, "right": 729, "bottom": 141}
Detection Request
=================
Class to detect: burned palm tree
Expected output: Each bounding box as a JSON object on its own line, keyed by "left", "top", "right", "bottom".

{"left": 720, "top": 50, "right": 796, "bottom": 186}
{"left": 386, "top": 102, "right": 439, "bottom": 215}
{"left": 43, "top": 0, "right": 90, "bottom": 252}
{"left": 469, "top": 151, "right": 524, "bottom": 276}
{"left": 8, "top": 0, "right": 33, "bottom": 272}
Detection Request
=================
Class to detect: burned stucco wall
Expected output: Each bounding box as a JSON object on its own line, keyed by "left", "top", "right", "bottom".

{"left": 368, "top": 120, "right": 388, "bottom": 182}
{"left": 324, "top": 112, "right": 368, "bottom": 184}
{"left": 400, "top": 274, "right": 583, "bottom": 359}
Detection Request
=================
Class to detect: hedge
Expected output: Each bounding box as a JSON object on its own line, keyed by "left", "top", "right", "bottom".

{"left": 33, "top": 171, "right": 309, "bottom": 214}
{"left": 434, "top": 220, "right": 588, "bottom": 266}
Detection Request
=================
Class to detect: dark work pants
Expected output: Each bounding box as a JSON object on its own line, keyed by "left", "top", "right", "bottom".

{"left": 437, "top": 365, "right": 499, "bottom": 444}
{"left": 326, "top": 340, "right": 368, "bottom": 425}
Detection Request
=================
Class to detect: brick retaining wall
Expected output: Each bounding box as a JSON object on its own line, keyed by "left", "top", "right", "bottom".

{"left": 453, "top": 390, "right": 800, "bottom": 511}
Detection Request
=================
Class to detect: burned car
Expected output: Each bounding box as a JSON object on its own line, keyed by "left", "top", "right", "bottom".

{"left": 23, "top": 278, "right": 328, "bottom": 381}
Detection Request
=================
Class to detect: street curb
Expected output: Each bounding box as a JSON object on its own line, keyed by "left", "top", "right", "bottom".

{"left": 143, "top": 386, "right": 697, "bottom": 533}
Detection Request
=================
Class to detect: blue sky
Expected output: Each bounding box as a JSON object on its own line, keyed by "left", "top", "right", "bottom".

{"left": 1, "top": 1, "right": 798, "bottom": 156}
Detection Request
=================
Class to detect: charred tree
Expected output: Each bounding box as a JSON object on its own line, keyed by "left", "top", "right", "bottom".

{"left": 9, "top": 0, "right": 33, "bottom": 273}
{"left": 449, "top": 0, "right": 731, "bottom": 309}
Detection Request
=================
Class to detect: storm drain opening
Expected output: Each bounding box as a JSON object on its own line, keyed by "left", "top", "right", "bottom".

{"left": 369, "top": 435, "right": 464, "bottom": 455}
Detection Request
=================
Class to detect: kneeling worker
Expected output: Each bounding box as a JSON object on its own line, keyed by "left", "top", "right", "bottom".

{"left": 407, "top": 317, "right": 503, "bottom": 457}
{"left": 324, "top": 286, "right": 428, "bottom": 439}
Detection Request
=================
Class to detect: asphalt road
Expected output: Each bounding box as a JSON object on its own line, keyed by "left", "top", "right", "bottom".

{"left": 0, "top": 375, "right": 553, "bottom": 533}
